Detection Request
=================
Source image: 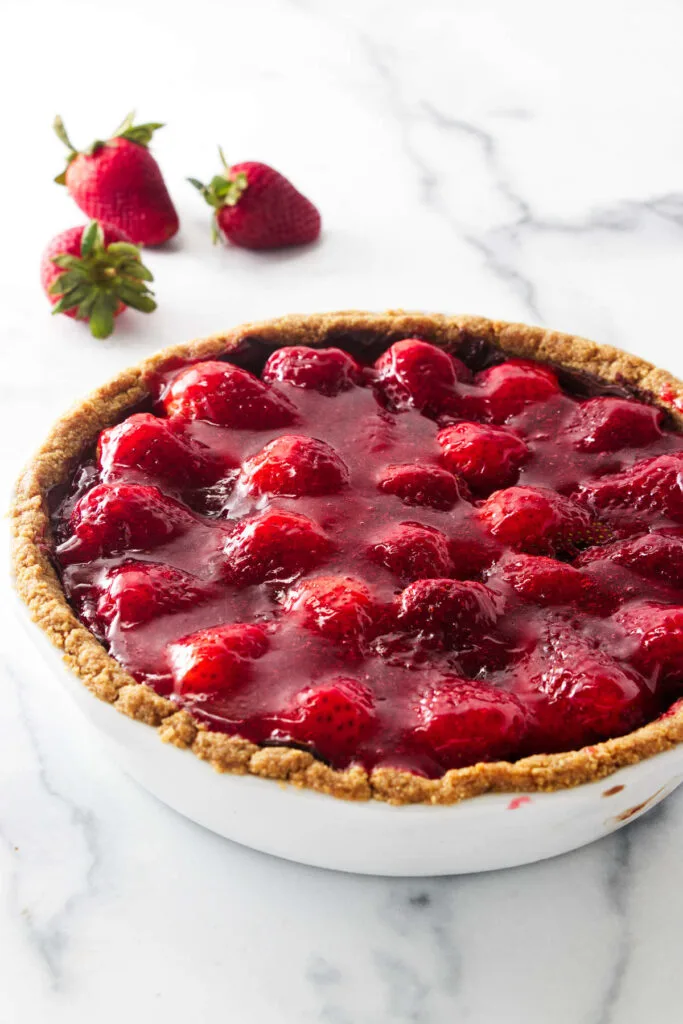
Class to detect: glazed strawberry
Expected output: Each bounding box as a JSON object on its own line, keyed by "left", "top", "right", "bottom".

{"left": 513, "top": 634, "right": 653, "bottom": 752}
{"left": 163, "top": 360, "right": 297, "bottom": 428}
{"left": 240, "top": 435, "right": 349, "bottom": 497}
{"left": 41, "top": 222, "right": 156, "bottom": 339}
{"left": 222, "top": 509, "right": 332, "bottom": 586}
{"left": 62, "top": 483, "right": 193, "bottom": 563}
{"left": 95, "top": 562, "right": 212, "bottom": 630}
{"left": 437, "top": 422, "right": 530, "bottom": 495}
{"left": 377, "top": 463, "right": 464, "bottom": 511}
{"left": 278, "top": 678, "right": 376, "bottom": 764}
{"left": 283, "top": 576, "right": 377, "bottom": 645}
{"left": 368, "top": 523, "right": 453, "bottom": 582}
{"left": 615, "top": 603, "right": 683, "bottom": 684}
{"left": 168, "top": 623, "right": 269, "bottom": 697}
{"left": 576, "top": 532, "right": 683, "bottom": 586}
{"left": 412, "top": 679, "right": 528, "bottom": 768}
{"left": 189, "top": 150, "right": 320, "bottom": 249}
{"left": 396, "top": 578, "right": 501, "bottom": 637}
{"left": 262, "top": 346, "right": 362, "bottom": 395}
{"left": 577, "top": 453, "right": 683, "bottom": 524}
{"left": 98, "top": 413, "right": 229, "bottom": 488}
{"left": 466, "top": 359, "right": 560, "bottom": 423}
{"left": 565, "top": 396, "right": 663, "bottom": 453}
{"left": 478, "top": 486, "right": 596, "bottom": 555}
{"left": 374, "top": 338, "right": 469, "bottom": 417}
{"left": 496, "top": 553, "right": 606, "bottom": 611}
{"left": 54, "top": 113, "right": 179, "bottom": 246}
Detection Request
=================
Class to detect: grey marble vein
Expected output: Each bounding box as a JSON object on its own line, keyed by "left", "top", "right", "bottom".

{"left": 0, "top": 658, "right": 100, "bottom": 987}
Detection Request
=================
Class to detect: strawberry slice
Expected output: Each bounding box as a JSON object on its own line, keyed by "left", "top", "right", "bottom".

{"left": 374, "top": 338, "right": 469, "bottom": 417}
{"left": 222, "top": 509, "right": 332, "bottom": 586}
{"left": 478, "top": 485, "right": 597, "bottom": 555}
{"left": 377, "top": 463, "right": 464, "bottom": 510}
{"left": 98, "top": 412, "right": 230, "bottom": 489}
{"left": 368, "top": 522, "right": 453, "bottom": 583}
{"left": 62, "top": 483, "right": 194, "bottom": 563}
{"left": 278, "top": 678, "right": 376, "bottom": 763}
{"left": 282, "top": 576, "right": 378, "bottom": 645}
{"left": 437, "top": 421, "right": 530, "bottom": 496}
{"left": 241, "top": 435, "right": 349, "bottom": 497}
{"left": 163, "top": 360, "right": 297, "bottom": 428}
{"left": 464, "top": 359, "right": 559, "bottom": 423}
{"left": 262, "top": 346, "right": 363, "bottom": 395}
{"left": 565, "top": 396, "right": 663, "bottom": 452}
{"left": 412, "top": 678, "right": 528, "bottom": 769}
{"left": 168, "top": 623, "right": 269, "bottom": 696}
{"left": 95, "top": 561, "right": 212, "bottom": 629}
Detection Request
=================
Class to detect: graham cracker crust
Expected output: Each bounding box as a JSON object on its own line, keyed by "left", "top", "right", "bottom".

{"left": 11, "top": 311, "right": 683, "bottom": 804}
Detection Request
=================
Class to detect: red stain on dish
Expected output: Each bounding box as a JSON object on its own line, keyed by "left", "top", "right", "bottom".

{"left": 659, "top": 383, "right": 683, "bottom": 413}
{"left": 49, "top": 339, "right": 683, "bottom": 777}
{"left": 507, "top": 796, "right": 532, "bottom": 810}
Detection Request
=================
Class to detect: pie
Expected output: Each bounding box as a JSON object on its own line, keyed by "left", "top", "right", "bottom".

{"left": 12, "top": 311, "right": 683, "bottom": 805}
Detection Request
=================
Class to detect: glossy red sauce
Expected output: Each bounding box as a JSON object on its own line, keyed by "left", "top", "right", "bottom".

{"left": 51, "top": 339, "right": 683, "bottom": 777}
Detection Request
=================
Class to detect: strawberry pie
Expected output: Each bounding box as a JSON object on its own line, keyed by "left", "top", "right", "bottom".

{"left": 13, "top": 313, "right": 683, "bottom": 804}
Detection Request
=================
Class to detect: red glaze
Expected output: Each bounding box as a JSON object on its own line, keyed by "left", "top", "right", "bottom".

{"left": 52, "top": 339, "right": 683, "bottom": 774}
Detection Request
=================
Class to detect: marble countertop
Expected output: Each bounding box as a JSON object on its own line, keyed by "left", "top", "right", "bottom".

{"left": 3, "top": 0, "right": 683, "bottom": 1020}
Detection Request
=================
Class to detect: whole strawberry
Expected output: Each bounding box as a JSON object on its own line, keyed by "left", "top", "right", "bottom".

{"left": 41, "top": 221, "right": 156, "bottom": 339}
{"left": 189, "top": 148, "right": 321, "bottom": 249}
{"left": 54, "top": 113, "right": 179, "bottom": 246}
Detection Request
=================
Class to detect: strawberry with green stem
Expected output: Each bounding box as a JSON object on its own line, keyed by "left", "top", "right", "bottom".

{"left": 189, "top": 148, "right": 321, "bottom": 249}
{"left": 54, "top": 112, "right": 179, "bottom": 246}
{"left": 41, "top": 221, "right": 156, "bottom": 339}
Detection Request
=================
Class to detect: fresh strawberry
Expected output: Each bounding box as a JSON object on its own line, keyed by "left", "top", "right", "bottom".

{"left": 377, "top": 463, "right": 464, "bottom": 511}
{"left": 412, "top": 678, "right": 528, "bottom": 768}
{"left": 222, "top": 509, "right": 332, "bottom": 586}
{"left": 262, "top": 346, "right": 362, "bottom": 395}
{"left": 40, "top": 222, "right": 156, "bottom": 339}
{"left": 61, "top": 483, "right": 194, "bottom": 563}
{"left": 437, "top": 421, "right": 530, "bottom": 495}
{"left": 240, "top": 435, "right": 349, "bottom": 497}
{"left": 564, "top": 396, "right": 663, "bottom": 453}
{"left": 98, "top": 413, "right": 229, "bottom": 488}
{"left": 283, "top": 576, "right": 378, "bottom": 645}
{"left": 94, "top": 561, "right": 212, "bottom": 630}
{"left": 168, "top": 623, "right": 269, "bottom": 697}
{"left": 368, "top": 522, "right": 453, "bottom": 582}
{"left": 189, "top": 148, "right": 320, "bottom": 249}
{"left": 373, "top": 338, "right": 468, "bottom": 417}
{"left": 163, "top": 360, "right": 297, "bottom": 428}
{"left": 278, "top": 678, "right": 376, "bottom": 764}
{"left": 478, "top": 485, "right": 597, "bottom": 555}
{"left": 54, "top": 113, "right": 179, "bottom": 246}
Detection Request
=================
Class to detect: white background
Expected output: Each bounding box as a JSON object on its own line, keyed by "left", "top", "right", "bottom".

{"left": 2, "top": 1, "right": 683, "bottom": 1021}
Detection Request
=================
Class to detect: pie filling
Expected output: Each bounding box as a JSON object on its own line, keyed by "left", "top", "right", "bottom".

{"left": 49, "top": 337, "right": 683, "bottom": 778}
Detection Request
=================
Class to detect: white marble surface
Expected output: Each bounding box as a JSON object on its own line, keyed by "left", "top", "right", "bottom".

{"left": 3, "top": 0, "right": 683, "bottom": 1019}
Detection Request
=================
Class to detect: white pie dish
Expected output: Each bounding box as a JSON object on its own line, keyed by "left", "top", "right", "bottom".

{"left": 14, "top": 591, "right": 683, "bottom": 877}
